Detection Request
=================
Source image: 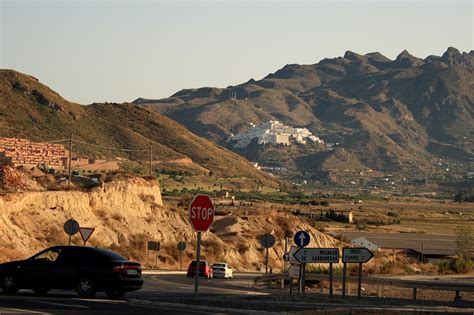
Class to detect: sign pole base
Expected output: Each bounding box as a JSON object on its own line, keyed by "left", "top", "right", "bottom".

{"left": 329, "top": 262, "right": 333, "bottom": 299}
{"left": 194, "top": 232, "right": 202, "bottom": 299}
{"left": 342, "top": 262, "right": 347, "bottom": 298}
{"left": 358, "top": 262, "right": 362, "bottom": 299}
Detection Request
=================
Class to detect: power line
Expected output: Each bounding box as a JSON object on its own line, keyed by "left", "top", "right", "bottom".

{"left": 72, "top": 139, "right": 149, "bottom": 152}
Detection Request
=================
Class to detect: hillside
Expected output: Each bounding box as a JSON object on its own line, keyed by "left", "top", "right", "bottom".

{"left": 135, "top": 47, "right": 474, "bottom": 192}
{"left": 0, "top": 177, "right": 339, "bottom": 270}
{"left": 0, "top": 70, "right": 278, "bottom": 189}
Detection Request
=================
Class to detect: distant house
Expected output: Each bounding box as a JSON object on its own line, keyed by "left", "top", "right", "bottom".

{"left": 351, "top": 237, "right": 379, "bottom": 251}
{"left": 342, "top": 232, "right": 474, "bottom": 263}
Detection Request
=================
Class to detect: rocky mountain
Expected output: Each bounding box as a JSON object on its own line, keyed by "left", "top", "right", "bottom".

{"left": 0, "top": 70, "right": 278, "bottom": 189}
{"left": 135, "top": 48, "right": 474, "bottom": 191}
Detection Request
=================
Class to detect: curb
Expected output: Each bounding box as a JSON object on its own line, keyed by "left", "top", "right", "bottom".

{"left": 128, "top": 298, "right": 289, "bottom": 314}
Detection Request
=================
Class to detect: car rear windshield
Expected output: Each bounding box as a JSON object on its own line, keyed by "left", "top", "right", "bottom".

{"left": 213, "top": 264, "right": 226, "bottom": 268}
{"left": 91, "top": 248, "right": 127, "bottom": 261}
{"left": 191, "top": 261, "right": 207, "bottom": 266}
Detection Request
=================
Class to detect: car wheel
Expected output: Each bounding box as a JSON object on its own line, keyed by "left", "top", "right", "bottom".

{"left": 76, "top": 276, "right": 96, "bottom": 298}
{"left": 33, "top": 287, "right": 50, "bottom": 296}
{"left": 1, "top": 274, "right": 19, "bottom": 295}
{"left": 106, "top": 290, "right": 125, "bottom": 299}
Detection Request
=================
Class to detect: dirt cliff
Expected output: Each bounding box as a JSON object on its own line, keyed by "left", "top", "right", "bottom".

{"left": 0, "top": 177, "right": 338, "bottom": 271}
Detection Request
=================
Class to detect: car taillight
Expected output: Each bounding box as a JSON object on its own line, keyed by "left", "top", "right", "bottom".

{"left": 113, "top": 265, "right": 141, "bottom": 274}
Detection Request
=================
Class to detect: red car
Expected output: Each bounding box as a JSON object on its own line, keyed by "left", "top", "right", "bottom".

{"left": 186, "top": 260, "right": 213, "bottom": 279}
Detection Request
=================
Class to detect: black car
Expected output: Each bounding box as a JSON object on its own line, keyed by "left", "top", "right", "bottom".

{"left": 0, "top": 246, "right": 143, "bottom": 298}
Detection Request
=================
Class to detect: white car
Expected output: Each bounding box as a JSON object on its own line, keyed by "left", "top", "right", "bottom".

{"left": 212, "top": 263, "right": 233, "bottom": 279}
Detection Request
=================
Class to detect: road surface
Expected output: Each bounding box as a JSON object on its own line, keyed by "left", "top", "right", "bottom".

{"left": 0, "top": 272, "right": 264, "bottom": 314}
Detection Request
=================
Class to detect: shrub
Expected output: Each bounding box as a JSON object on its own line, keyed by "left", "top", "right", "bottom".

{"left": 453, "top": 256, "right": 473, "bottom": 274}
{"left": 387, "top": 210, "right": 399, "bottom": 217}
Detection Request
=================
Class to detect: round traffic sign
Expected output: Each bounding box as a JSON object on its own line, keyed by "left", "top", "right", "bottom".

{"left": 260, "top": 233, "right": 275, "bottom": 248}
{"left": 63, "top": 219, "right": 79, "bottom": 236}
{"left": 294, "top": 230, "right": 310, "bottom": 247}
{"left": 177, "top": 241, "right": 187, "bottom": 251}
{"left": 188, "top": 195, "right": 215, "bottom": 232}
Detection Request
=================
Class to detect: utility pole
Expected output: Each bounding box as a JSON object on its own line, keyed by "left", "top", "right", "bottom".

{"left": 68, "top": 133, "right": 72, "bottom": 186}
{"left": 149, "top": 144, "right": 153, "bottom": 177}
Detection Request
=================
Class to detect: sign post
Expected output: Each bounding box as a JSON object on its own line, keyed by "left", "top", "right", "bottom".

{"left": 63, "top": 219, "right": 79, "bottom": 245}
{"left": 342, "top": 247, "right": 374, "bottom": 299}
{"left": 188, "top": 195, "right": 215, "bottom": 299}
{"left": 285, "top": 246, "right": 300, "bottom": 296}
{"left": 147, "top": 241, "right": 161, "bottom": 268}
{"left": 293, "top": 231, "right": 310, "bottom": 296}
{"left": 293, "top": 247, "right": 339, "bottom": 298}
{"left": 177, "top": 242, "right": 187, "bottom": 271}
{"left": 259, "top": 234, "right": 275, "bottom": 275}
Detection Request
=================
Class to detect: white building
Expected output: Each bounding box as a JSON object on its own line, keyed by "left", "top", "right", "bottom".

{"left": 350, "top": 237, "right": 379, "bottom": 251}
{"left": 228, "top": 120, "right": 324, "bottom": 148}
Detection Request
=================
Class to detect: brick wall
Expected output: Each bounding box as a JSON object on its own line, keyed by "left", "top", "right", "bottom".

{"left": 0, "top": 137, "right": 68, "bottom": 169}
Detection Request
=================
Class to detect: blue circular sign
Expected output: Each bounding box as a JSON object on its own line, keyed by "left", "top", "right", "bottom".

{"left": 294, "top": 231, "right": 310, "bottom": 247}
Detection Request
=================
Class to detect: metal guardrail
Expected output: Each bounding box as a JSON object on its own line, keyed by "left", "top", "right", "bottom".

{"left": 254, "top": 273, "right": 474, "bottom": 300}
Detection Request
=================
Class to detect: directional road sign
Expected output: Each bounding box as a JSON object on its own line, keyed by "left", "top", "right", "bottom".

{"left": 79, "top": 227, "right": 95, "bottom": 244}
{"left": 294, "top": 231, "right": 310, "bottom": 247}
{"left": 188, "top": 195, "right": 215, "bottom": 232}
{"left": 260, "top": 233, "right": 275, "bottom": 248}
{"left": 293, "top": 247, "right": 339, "bottom": 263}
{"left": 342, "top": 247, "right": 373, "bottom": 263}
{"left": 286, "top": 246, "right": 300, "bottom": 264}
{"left": 147, "top": 241, "right": 160, "bottom": 251}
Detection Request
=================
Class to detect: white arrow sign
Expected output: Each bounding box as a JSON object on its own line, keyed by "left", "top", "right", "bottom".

{"left": 293, "top": 247, "right": 339, "bottom": 263}
{"left": 298, "top": 233, "right": 305, "bottom": 245}
{"left": 287, "top": 246, "right": 300, "bottom": 265}
{"left": 342, "top": 247, "right": 373, "bottom": 263}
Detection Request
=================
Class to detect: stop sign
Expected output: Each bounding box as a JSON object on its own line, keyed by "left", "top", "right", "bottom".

{"left": 188, "top": 195, "right": 215, "bottom": 232}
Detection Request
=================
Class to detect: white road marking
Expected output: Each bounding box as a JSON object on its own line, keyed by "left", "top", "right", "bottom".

{"left": 29, "top": 300, "right": 89, "bottom": 309}
{"left": 0, "top": 307, "right": 50, "bottom": 314}
{"left": 133, "top": 304, "right": 217, "bottom": 314}
{"left": 74, "top": 298, "right": 126, "bottom": 303}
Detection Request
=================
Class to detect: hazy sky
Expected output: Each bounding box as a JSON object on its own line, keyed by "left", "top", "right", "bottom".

{"left": 1, "top": 0, "right": 473, "bottom": 104}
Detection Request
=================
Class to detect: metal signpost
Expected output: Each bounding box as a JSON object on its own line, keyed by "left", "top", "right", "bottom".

{"left": 177, "top": 241, "right": 187, "bottom": 271}
{"left": 293, "top": 231, "right": 310, "bottom": 296}
{"left": 293, "top": 247, "right": 339, "bottom": 298}
{"left": 284, "top": 246, "right": 300, "bottom": 295}
{"left": 188, "top": 195, "right": 215, "bottom": 299}
{"left": 259, "top": 233, "right": 275, "bottom": 275}
{"left": 79, "top": 227, "right": 95, "bottom": 246}
{"left": 342, "top": 247, "right": 374, "bottom": 298}
{"left": 63, "top": 219, "right": 79, "bottom": 245}
{"left": 147, "top": 241, "right": 161, "bottom": 268}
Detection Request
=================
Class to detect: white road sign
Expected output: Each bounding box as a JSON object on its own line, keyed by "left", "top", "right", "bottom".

{"left": 79, "top": 227, "right": 95, "bottom": 244}
{"left": 288, "top": 264, "right": 300, "bottom": 279}
{"left": 288, "top": 246, "right": 300, "bottom": 264}
{"left": 293, "top": 247, "right": 339, "bottom": 263}
{"left": 342, "top": 247, "right": 373, "bottom": 263}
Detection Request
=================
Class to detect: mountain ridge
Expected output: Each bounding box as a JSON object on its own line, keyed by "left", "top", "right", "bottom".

{"left": 134, "top": 48, "right": 474, "bottom": 191}
{"left": 0, "top": 69, "right": 279, "bottom": 189}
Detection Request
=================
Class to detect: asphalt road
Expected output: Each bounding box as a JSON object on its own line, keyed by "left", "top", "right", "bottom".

{"left": 0, "top": 272, "right": 265, "bottom": 314}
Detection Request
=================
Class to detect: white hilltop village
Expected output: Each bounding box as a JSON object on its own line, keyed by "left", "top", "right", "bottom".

{"left": 227, "top": 120, "right": 324, "bottom": 148}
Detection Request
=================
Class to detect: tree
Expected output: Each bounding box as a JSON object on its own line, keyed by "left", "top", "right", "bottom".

{"left": 454, "top": 192, "right": 464, "bottom": 202}
{"left": 456, "top": 227, "right": 474, "bottom": 257}
{"left": 454, "top": 227, "right": 474, "bottom": 273}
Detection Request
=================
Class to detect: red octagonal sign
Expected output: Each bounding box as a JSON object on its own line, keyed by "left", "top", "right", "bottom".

{"left": 188, "top": 195, "right": 215, "bottom": 232}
